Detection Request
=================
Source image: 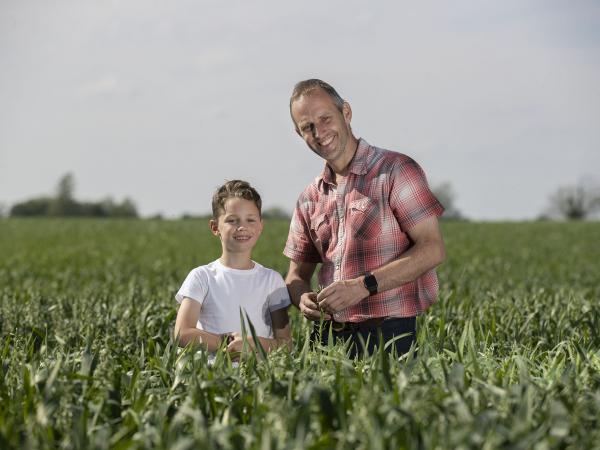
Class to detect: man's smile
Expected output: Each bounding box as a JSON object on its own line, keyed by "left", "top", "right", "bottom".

{"left": 319, "top": 135, "right": 335, "bottom": 148}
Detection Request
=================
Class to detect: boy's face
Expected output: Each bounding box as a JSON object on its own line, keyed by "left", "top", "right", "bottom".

{"left": 210, "top": 198, "right": 263, "bottom": 254}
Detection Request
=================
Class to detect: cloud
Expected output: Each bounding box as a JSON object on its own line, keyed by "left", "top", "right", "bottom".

{"left": 77, "top": 74, "right": 128, "bottom": 97}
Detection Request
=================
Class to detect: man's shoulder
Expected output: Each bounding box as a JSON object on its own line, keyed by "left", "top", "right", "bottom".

{"left": 295, "top": 175, "right": 323, "bottom": 204}
{"left": 369, "top": 144, "right": 416, "bottom": 167}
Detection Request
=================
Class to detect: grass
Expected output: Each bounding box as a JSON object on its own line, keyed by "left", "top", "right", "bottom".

{"left": 1, "top": 218, "right": 599, "bottom": 449}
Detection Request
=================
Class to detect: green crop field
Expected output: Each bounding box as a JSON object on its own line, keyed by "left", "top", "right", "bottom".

{"left": 1, "top": 219, "right": 599, "bottom": 449}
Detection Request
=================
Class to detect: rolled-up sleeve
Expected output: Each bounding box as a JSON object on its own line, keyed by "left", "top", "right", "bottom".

{"left": 389, "top": 159, "right": 444, "bottom": 231}
{"left": 283, "top": 200, "right": 322, "bottom": 263}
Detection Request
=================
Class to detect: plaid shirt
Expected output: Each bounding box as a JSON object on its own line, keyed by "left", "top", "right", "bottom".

{"left": 284, "top": 138, "right": 444, "bottom": 322}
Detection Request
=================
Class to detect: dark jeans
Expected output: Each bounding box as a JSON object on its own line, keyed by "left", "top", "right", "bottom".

{"left": 312, "top": 316, "right": 417, "bottom": 359}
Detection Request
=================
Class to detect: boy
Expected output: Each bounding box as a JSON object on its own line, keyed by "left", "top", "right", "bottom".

{"left": 174, "top": 180, "right": 292, "bottom": 356}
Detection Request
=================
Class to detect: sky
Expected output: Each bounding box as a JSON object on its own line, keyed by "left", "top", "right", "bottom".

{"left": 1, "top": 0, "right": 599, "bottom": 220}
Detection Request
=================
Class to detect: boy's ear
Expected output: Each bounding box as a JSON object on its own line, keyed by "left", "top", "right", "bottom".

{"left": 209, "top": 219, "right": 220, "bottom": 236}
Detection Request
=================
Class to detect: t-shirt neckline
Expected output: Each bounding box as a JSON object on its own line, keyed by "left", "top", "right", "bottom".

{"left": 214, "top": 259, "right": 260, "bottom": 274}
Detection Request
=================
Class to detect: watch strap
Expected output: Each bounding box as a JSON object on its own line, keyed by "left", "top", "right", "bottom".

{"left": 363, "top": 272, "right": 378, "bottom": 296}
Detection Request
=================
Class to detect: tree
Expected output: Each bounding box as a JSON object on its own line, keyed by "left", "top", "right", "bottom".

{"left": 111, "top": 198, "right": 138, "bottom": 218}
{"left": 49, "top": 172, "right": 80, "bottom": 216}
{"left": 262, "top": 206, "right": 290, "bottom": 220}
{"left": 545, "top": 179, "right": 600, "bottom": 220}
{"left": 10, "top": 173, "right": 139, "bottom": 218}
{"left": 432, "top": 182, "right": 465, "bottom": 220}
{"left": 10, "top": 197, "right": 53, "bottom": 216}
{"left": 56, "top": 173, "right": 75, "bottom": 201}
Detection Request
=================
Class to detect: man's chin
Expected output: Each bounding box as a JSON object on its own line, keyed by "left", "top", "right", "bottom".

{"left": 311, "top": 147, "right": 338, "bottom": 161}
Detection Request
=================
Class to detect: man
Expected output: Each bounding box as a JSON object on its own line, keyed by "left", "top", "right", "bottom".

{"left": 283, "top": 79, "right": 446, "bottom": 358}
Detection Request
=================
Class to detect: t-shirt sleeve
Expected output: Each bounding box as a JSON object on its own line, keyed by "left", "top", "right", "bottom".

{"left": 267, "top": 271, "right": 292, "bottom": 312}
{"left": 390, "top": 158, "right": 444, "bottom": 230}
{"left": 175, "top": 268, "right": 208, "bottom": 305}
{"left": 283, "top": 199, "right": 322, "bottom": 263}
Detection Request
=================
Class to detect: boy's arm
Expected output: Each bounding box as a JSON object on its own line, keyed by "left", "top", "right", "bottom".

{"left": 267, "top": 307, "right": 292, "bottom": 351}
{"left": 227, "top": 307, "right": 292, "bottom": 353}
{"left": 174, "top": 297, "right": 224, "bottom": 351}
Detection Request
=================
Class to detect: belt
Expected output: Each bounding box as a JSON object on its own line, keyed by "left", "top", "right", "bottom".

{"left": 329, "top": 317, "right": 389, "bottom": 332}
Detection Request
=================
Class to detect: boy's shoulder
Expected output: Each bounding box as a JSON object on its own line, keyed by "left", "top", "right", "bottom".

{"left": 190, "top": 259, "right": 218, "bottom": 271}
{"left": 252, "top": 261, "right": 278, "bottom": 272}
{"left": 185, "top": 260, "right": 221, "bottom": 278}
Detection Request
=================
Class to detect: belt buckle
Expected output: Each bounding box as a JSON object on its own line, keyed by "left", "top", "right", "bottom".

{"left": 331, "top": 320, "right": 346, "bottom": 332}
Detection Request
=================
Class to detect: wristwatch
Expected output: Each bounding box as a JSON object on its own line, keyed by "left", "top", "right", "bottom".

{"left": 363, "top": 272, "right": 378, "bottom": 296}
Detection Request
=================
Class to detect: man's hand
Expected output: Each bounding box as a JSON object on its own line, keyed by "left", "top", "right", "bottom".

{"left": 316, "top": 278, "right": 369, "bottom": 314}
{"left": 300, "top": 292, "right": 331, "bottom": 321}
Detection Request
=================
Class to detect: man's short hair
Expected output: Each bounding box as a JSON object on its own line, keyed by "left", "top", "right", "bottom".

{"left": 289, "top": 79, "right": 345, "bottom": 113}
{"left": 211, "top": 180, "right": 262, "bottom": 220}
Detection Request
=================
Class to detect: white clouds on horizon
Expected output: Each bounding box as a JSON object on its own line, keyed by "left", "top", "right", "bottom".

{"left": 1, "top": 0, "right": 599, "bottom": 220}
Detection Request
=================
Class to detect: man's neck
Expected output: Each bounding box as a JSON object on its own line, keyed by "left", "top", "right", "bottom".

{"left": 219, "top": 253, "right": 255, "bottom": 270}
{"left": 329, "top": 135, "right": 359, "bottom": 180}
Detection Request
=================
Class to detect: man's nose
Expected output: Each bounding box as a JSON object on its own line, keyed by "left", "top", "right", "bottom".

{"left": 313, "top": 123, "right": 323, "bottom": 138}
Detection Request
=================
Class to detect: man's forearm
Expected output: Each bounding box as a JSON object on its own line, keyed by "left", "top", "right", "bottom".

{"left": 372, "top": 239, "right": 445, "bottom": 292}
{"left": 316, "top": 237, "right": 445, "bottom": 315}
{"left": 285, "top": 275, "right": 313, "bottom": 308}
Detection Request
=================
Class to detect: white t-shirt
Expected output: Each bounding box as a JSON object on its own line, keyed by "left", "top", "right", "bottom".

{"left": 175, "top": 259, "right": 291, "bottom": 338}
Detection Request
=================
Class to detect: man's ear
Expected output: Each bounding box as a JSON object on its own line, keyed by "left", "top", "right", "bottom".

{"left": 342, "top": 101, "right": 352, "bottom": 125}
{"left": 209, "top": 219, "right": 220, "bottom": 236}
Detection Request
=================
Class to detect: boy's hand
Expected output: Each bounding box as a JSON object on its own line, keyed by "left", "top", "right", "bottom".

{"left": 225, "top": 332, "right": 253, "bottom": 360}
{"left": 300, "top": 292, "right": 331, "bottom": 321}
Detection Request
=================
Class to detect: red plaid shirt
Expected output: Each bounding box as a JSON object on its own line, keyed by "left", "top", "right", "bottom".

{"left": 284, "top": 138, "right": 444, "bottom": 322}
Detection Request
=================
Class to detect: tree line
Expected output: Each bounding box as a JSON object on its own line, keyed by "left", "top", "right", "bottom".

{"left": 3, "top": 174, "right": 598, "bottom": 220}
{"left": 8, "top": 173, "right": 138, "bottom": 218}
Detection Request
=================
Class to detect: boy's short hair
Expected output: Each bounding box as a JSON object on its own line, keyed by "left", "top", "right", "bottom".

{"left": 212, "top": 180, "right": 262, "bottom": 220}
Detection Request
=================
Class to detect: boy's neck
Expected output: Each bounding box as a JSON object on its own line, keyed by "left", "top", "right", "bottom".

{"left": 219, "top": 253, "right": 255, "bottom": 270}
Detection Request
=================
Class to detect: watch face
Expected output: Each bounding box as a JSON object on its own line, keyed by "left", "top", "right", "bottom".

{"left": 364, "top": 274, "right": 377, "bottom": 294}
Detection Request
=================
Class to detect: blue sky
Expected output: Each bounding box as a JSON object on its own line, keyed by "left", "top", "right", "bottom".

{"left": 1, "top": 0, "right": 599, "bottom": 220}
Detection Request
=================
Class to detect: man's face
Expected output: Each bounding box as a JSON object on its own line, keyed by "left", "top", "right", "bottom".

{"left": 291, "top": 88, "right": 352, "bottom": 166}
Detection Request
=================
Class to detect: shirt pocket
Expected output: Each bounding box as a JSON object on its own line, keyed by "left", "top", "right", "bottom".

{"left": 309, "top": 212, "right": 331, "bottom": 256}
{"left": 348, "top": 196, "right": 382, "bottom": 240}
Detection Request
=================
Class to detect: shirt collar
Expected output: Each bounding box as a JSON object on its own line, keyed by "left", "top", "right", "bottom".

{"left": 318, "top": 138, "right": 371, "bottom": 188}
